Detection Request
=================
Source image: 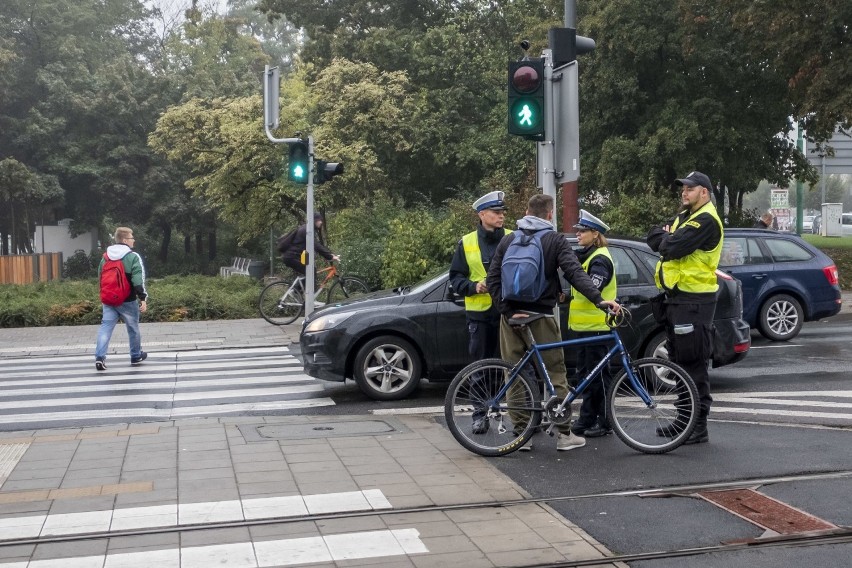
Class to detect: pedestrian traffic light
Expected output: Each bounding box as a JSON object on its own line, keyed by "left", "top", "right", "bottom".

{"left": 508, "top": 58, "right": 545, "bottom": 140}
{"left": 315, "top": 160, "right": 344, "bottom": 185}
{"left": 288, "top": 140, "right": 309, "bottom": 184}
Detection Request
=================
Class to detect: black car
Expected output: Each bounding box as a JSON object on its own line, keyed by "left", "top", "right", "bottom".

{"left": 300, "top": 237, "right": 751, "bottom": 401}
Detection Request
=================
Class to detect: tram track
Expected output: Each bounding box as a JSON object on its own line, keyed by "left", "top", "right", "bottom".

{"left": 3, "top": 468, "right": 850, "bottom": 555}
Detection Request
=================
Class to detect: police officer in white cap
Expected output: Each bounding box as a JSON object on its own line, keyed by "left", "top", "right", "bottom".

{"left": 449, "top": 190, "right": 512, "bottom": 434}
{"left": 568, "top": 209, "right": 617, "bottom": 439}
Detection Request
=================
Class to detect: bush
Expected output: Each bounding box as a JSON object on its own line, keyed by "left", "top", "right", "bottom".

{"left": 0, "top": 276, "right": 264, "bottom": 328}
{"left": 63, "top": 250, "right": 100, "bottom": 279}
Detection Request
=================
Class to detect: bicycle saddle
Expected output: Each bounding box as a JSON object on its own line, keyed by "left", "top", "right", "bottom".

{"left": 507, "top": 312, "right": 550, "bottom": 327}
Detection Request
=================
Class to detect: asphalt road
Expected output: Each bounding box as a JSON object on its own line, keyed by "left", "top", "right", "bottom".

{"left": 306, "top": 318, "right": 852, "bottom": 566}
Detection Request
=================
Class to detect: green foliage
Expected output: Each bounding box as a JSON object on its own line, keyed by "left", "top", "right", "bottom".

{"left": 63, "top": 250, "right": 101, "bottom": 280}
{"left": 379, "top": 199, "right": 477, "bottom": 288}
{"left": 600, "top": 188, "right": 679, "bottom": 238}
{"left": 0, "top": 276, "right": 263, "bottom": 328}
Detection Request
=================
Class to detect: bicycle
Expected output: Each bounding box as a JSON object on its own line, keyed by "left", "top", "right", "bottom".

{"left": 444, "top": 309, "right": 699, "bottom": 456}
{"left": 258, "top": 262, "right": 370, "bottom": 325}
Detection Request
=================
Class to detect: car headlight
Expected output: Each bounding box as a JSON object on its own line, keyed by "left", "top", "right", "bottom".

{"left": 304, "top": 311, "right": 354, "bottom": 333}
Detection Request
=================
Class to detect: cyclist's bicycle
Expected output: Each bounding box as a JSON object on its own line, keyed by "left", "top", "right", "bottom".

{"left": 444, "top": 309, "right": 699, "bottom": 456}
{"left": 258, "top": 262, "right": 369, "bottom": 325}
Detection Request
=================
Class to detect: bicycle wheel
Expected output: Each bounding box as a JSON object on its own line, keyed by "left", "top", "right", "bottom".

{"left": 444, "top": 358, "right": 541, "bottom": 457}
{"left": 607, "top": 357, "right": 698, "bottom": 454}
{"left": 326, "top": 276, "right": 370, "bottom": 305}
{"left": 258, "top": 281, "right": 304, "bottom": 325}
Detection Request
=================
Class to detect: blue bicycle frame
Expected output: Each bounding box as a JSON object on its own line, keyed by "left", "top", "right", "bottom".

{"left": 491, "top": 329, "right": 655, "bottom": 416}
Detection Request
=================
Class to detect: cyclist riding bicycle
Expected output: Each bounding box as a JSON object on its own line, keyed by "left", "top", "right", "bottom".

{"left": 277, "top": 213, "right": 340, "bottom": 277}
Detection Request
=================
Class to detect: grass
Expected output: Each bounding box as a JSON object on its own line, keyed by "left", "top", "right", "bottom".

{"left": 801, "top": 234, "right": 852, "bottom": 250}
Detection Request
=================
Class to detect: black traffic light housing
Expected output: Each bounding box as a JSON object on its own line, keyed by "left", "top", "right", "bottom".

{"left": 287, "top": 140, "right": 309, "bottom": 184}
{"left": 507, "top": 58, "right": 545, "bottom": 140}
{"left": 315, "top": 160, "right": 344, "bottom": 185}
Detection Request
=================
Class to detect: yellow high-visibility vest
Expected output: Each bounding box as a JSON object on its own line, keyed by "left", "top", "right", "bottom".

{"left": 461, "top": 229, "right": 511, "bottom": 311}
{"left": 654, "top": 201, "right": 723, "bottom": 293}
{"left": 569, "top": 247, "right": 616, "bottom": 331}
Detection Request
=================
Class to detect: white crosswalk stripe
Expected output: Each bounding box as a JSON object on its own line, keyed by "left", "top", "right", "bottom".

{"left": 710, "top": 390, "right": 852, "bottom": 424}
{"left": 0, "top": 347, "right": 332, "bottom": 429}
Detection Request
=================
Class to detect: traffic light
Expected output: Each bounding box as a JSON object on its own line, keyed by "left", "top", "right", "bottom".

{"left": 315, "top": 160, "right": 344, "bottom": 185}
{"left": 508, "top": 58, "right": 545, "bottom": 140}
{"left": 287, "top": 140, "right": 309, "bottom": 184}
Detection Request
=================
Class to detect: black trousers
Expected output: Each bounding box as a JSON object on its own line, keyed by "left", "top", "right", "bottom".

{"left": 574, "top": 330, "right": 612, "bottom": 428}
{"left": 664, "top": 301, "right": 716, "bottom": 415}
{"left": 468, "top": 318, "right": 500, "bottom": 420}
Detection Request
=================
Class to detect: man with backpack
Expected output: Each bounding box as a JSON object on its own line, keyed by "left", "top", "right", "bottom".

{"left": 277, "top": 213, "right": 339, "bottom": 278}
{"left": 486, "top": 194, "right": 621, "bottom": 451}
{"left": 94, "top": 227, "right": 148, "bottom": 371}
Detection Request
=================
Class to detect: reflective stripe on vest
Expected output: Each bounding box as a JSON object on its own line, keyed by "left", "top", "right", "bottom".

{"left": 462, "top": 229, "right": 511, "bottom": 312}
{"left": 569, "top": 247, "right": 617, "bottom": 331}
{"left": 654, "top": 201, "right": 723, "bottom": 294}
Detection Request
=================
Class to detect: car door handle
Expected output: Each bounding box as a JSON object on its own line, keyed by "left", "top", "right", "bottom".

{"left": 619, "top": 296, "right": 648, "bottom": 309}
{"left": 751, "top": 273, "right": 767, "bottom": 279}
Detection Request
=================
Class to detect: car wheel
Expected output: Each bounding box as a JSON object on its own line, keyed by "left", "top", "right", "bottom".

{"left": 642, "top": 331, "right": 676, "bottom": 387}
{"left": 757, "top": 294, "right": 803, "bottom": 341}
{"left": 353, "top": 336, "right": 422, "bottom": 400}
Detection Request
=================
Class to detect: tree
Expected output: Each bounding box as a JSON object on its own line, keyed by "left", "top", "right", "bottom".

{"left": 577, "top": 0, "right": 807, "bottom": 220}
{"left": 722, "top": 0, "right": 852, "bottom": 145}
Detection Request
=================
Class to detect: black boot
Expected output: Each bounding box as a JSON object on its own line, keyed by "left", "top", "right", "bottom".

{"left": 683, "top": 412, "right": 709, "bottom": 444}
{"left": 655, "top": 396, "right": 693, "bottom": 437}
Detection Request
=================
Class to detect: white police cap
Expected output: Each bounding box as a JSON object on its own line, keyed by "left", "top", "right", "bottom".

{"left": 473, "top": 190, "right": 507, "bottom": 212}
{"left": 573, "top": 209, "right": 609, "bottom": 234}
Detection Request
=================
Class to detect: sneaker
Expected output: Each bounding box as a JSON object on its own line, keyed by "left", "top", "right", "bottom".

{"left": 130, "top": 352, "right": 148, "bottom": 366}
{"left": 471, "top": 417, "right": 489, "bottom": 435}
{"left": 95, "top": 359, "right": 107, "bottom": 371}
{"left": 556, "top": 432, "right": 586, "bottom": 451}
{"left": 518, "top": 438, "right": 534, "bottom": 452}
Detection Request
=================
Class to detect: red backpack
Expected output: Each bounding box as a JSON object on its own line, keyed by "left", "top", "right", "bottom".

{"left": 100, "top": 253, "right": 131, "bottom": 306}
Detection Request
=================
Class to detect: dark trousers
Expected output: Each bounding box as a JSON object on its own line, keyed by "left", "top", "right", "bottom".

{"left": 575, "top": 331, "right": 612, "bottom": 428}
{"left": 664, "top": 302, "right": 716, "bottom": 415}
{"left": 468, "top": 318, "right": 500, "bottom": 420}
{"left": 283, "top": 257, "right": 306, "bottom": 277}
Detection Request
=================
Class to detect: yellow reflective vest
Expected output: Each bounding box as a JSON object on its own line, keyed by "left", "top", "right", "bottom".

{"left": 461, "top": 229, "right": 511, "bottom": 312}
{"left": 654, "top": 201, "right": 723, "bottom": 294}
{"left": 569, "top": 247, "right": 616, "bottom": 331}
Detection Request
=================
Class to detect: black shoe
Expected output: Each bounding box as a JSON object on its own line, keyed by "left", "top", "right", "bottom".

{"left": 683, "top": 423, "right": 709, "bottom": 444}
{"left": 583, "top": 423, "right": 612, "bottom": 438}
{"left": 95, "top": 359, "right": 107, "bottom": 371}
{"left": 571, "top": 420, "right": 595, "bottom": 436}
{"left": 471, "top": 417, "right": 489, "bottom": 435}
{"left": 131, "top": 352, "right": 148, "bottom": 366}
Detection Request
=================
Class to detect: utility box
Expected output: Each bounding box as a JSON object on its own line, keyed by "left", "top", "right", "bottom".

{"left": 821, "top": 203, "right": 843, "bottom": 237}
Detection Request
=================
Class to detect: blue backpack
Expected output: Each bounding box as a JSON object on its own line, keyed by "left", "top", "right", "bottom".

{"left": 501, "top": 230, "right": 549, "bottom": 302}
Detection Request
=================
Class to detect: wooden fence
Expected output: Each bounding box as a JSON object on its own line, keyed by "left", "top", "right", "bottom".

{"left": 0, "top": 253, "right": 63, "bottom": 284}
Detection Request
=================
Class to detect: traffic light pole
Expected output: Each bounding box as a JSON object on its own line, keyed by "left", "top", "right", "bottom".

{"left": 561, "top": 0, "right": 580, "bottom": 230}
{"left": 263, "top": 65, "right": 319, "bottom": 318}
{"left": 539, "top": 49, "right": 559, "bottom": 231}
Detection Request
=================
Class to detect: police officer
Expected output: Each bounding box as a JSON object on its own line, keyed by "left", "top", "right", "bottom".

{"left": 568, "top": 210, "right": 617, "bottom": 439}
{"left": 647, "top": 171, "right": 723, "bottom": 444}
{"left": 449, "top": 190, "right": 511, "bottom": 434}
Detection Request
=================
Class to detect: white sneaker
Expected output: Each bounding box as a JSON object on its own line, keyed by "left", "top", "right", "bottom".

{"left": 557, "top": 432, "right": 586, "bottom": 451}
{"left": 518, "top": 439, "right": 534, "bottom": 451}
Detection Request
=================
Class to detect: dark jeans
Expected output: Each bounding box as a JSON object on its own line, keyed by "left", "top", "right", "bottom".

{"left": 468, "top": 319, "right": 500, "bottom": 421}
{"left": 282, "top": 257, "right": 306, "bottom": 277}
{"left": 574, "top": 330, "right": 612, "bottom": 428}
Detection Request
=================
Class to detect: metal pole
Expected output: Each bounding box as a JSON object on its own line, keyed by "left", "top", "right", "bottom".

{"left": 795, "top": 125, "right": 804, "bottom": 234}
{"left": 540, "top": 49, "right": 558, "bottom": 230}
{"left": 305, "top": 135, "right": 316, "bottom": 317}
{"left": 820, "top": 153, "right": 826, "bottom": 205}
{"left": 560, "top": 0, "right": 580, "bottom": 230}
{"left": 565, "top": 0, "right": 576, "bottom": 26}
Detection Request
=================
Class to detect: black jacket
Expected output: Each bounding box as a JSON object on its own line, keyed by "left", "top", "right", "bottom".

{"left": 449, "top": 224, "right": 507, "bottom": 321}
{"left": 280, "top": 224, "right": 334, "bottom": 262}
{"left": 487, "top": 227, "right": 605, "bottom": 317}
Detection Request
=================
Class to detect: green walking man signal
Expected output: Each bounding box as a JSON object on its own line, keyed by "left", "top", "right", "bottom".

{"left": 507, "top": 58, "right": 545, "bottom": 140}
{"left": 288, "top": 140, "right": 309, "bottom": 184}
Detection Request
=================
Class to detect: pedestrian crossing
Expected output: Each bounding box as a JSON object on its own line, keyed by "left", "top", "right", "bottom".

{"left": 710, "top": 390, "right": 852, "bottom": 424}
{"left": 0, "top": 347, "right": 333, "bottom": 430}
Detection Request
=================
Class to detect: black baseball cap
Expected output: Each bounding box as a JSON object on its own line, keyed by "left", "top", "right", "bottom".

{"left": 675, "top": 171, "right": 713, "bottom": 191}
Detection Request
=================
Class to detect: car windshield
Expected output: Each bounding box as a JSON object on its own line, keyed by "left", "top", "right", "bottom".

{"left": 402, "top": 269, "right": 448, "bottom": 295}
